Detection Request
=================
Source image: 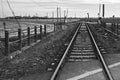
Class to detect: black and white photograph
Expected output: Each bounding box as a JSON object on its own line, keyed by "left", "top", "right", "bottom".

{"left": 0, "top": 0, "right": 120, "bottom": 80}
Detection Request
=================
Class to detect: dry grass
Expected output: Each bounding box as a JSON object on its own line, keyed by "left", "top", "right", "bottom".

{"left": 0, "top": 23, "right": 78, "bottom": 79}
{"left": 89, "top": 24, "right": 120, "bottom": 54}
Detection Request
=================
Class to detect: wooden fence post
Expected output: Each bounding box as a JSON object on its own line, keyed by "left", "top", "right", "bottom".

{"left": 60, "top": 22, "right": 62, "bottom": 30}
{"left": 117, "top": 23, "right": 119, "bottom": 35}
{"left": 40, "top": 25, "right": 42, "bottom": 39}
{"left": 18, "top": 28, "right": 22, "bottom": 50}
{"left": 5, "top": 30, "right": 9, "bottom": 56}
{"left": 54, "top": 23, "right": 56, "bottom": 32}
{"left": 114, "top": 23, "right": 117, "bottom": 33}
{"left": 111, "top": 23, "right": 114, "bottom": 33}
{"left": 27, "top": 27, "right": 30, "bottom": 45}
{"left": 34, "top": 26, "right": 37, "bottom": 42}
{"left": 44, "top": 24, "right": 46, "bottom": 36}
{"left": 113, "top": 23, "right": 115, "bottom": 33}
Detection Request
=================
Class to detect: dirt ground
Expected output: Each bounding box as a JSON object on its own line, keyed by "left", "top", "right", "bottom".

{"left": 89, "top": 24, "right": 120, "bottom": 54}
{"left": 0, "top": 22, "right": 79, "bottom": 80}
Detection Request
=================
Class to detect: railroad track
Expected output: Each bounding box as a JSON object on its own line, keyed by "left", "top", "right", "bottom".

{"left": 50, "top": 22, "right": 114, "bottom": 80}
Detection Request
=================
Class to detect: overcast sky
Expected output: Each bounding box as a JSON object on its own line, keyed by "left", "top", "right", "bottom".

{"left": 1, "top": 0, "right": 120, "bottom": 18}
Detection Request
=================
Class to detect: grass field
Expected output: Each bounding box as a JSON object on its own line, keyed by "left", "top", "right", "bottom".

{"left": 0, "top": 18, "right": 120, "bottom": 38}
{"left": 0, "top": 21, "right": 78, "bottom": 80}
{"left": 0, "top": 19, "right": 55, "bottom": 38}
{"left": 0, "top": 18, "right": 79, "bottom": 38}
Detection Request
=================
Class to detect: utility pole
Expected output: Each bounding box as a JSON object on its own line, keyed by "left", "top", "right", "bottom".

{"left": 66, "top": 8, "right": 68, "bottom": 22}
{"left": 87, "top": 13, "right": 89, "bottom": 21}
{"left": 46, "top": 12, "right": 48, "bottom": 22}
{"left": 59, "top": 7, "right": 62, "bottom": 29}
{"left": 57, "top": 7, "right": 59, "bottom": 23}
{"left": 1, "top": 0, "right": 6, "bottom": 31}
{"left": 99, "top": 4, "right": 101, "bottom": 17}
{"left": 64, "top": 10, "right": 66, "bottom": 23}
{"left": 67, "top": 8, "right": 68, "bottom": 17}
{"left": 113, "top": 15, "right": 115, "bottom": 22}
{"left": 47, "top": 12, "right": 48, "bottom": 18}
{"left": 75, "top": 13, "right": 76, "bottom": 18}
{"left": 52, "top": 11, "right": 54, "bottom": 22}
{"left": 112, "top": 15, "right": 115, "bottom": 33}
{"left": 102, "top": 4, "right": 105, "bottom": 18}
{"left": 59, "top": 7, "right": 61, "bottom": 23}
{"left": 3, "top": 21, "right": 6, "bottom": 31}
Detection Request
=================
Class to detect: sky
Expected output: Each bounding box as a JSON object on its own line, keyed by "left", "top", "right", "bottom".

{"left": 1, "top": 0, "right": 120, "bottom": 18}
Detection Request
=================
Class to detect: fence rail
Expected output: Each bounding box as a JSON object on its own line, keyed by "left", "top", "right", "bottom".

{"left": 3, "top": 24, "right": 51, "bottom": 56}
{"left": 101, "top": 22, "right": 120, "bottom": 36}
{"left": 0, "top": 22, "right": 67, "bottom": 56}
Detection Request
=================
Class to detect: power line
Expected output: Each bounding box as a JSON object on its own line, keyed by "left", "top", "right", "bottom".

{"left": 1, "top": 0, "right": 5, "bottom": 18}
{"left": 102, "top": 4, "right": 105, "bottom": 18}
{"left": 99, "top": 4, "right": 101, "bottom": 17}
{"left": 1, "top": 0, "right": 6, "bottom": 30}
{"left": 30, "top": 0, "right": 54, "bottom": 11}
{"left": 30, "top": 0, "right": 41, "bottom": 7}
{"left": 6, "top": 0, "right": 21, "bottom": 29}
{"left": 6, "top": 0, "right": 25, "bottom": 36}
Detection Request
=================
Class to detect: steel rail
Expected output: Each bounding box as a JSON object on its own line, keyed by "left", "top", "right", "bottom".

{"left": 50, "top": 23, "right": 81, "bottom": 80}
{"left": 86, "top": 24, "right": 114, "bottom": 80}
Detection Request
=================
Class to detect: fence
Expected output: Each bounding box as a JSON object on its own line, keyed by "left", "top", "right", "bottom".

{"left": 0, "top": 22, "right": 67, "bottom": 56}
{"left": 102, "top": 22, "right": 120, "bottom": 35}
{"left": 3, "top": 24, "right": 51, "bottom": 56}
{"left": 98, "top": 22, "right": 120, "bottom": 40}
